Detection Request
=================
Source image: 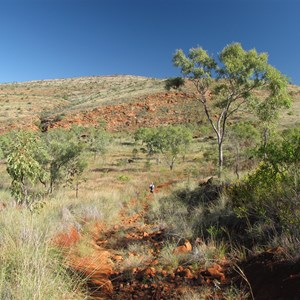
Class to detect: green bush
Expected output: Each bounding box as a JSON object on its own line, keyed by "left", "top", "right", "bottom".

{"left": 164, "top": 77, "right": 185, "bottom": 91}
{"left": 118, "top": 174, "right": 130, "bottom": 182}
{"left": 230, "top": 128, "right": 300, "bottom": 233}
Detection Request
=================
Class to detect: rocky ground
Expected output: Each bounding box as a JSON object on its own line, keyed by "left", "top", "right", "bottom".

{"left": 52, "top": 180, "right": 300, "bottom": 300}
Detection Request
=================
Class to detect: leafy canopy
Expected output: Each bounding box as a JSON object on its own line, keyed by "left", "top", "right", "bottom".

{"left": 173, "top": 43, "right": 291, "bottom": 176}
{"left": 231, "top": 127, "right": 300, "bottom": 231}
{"left": 135, "top": 125, "right": 192, "bottom": 170}
{"left": 173, "top": 42, "right": 291, "bottom": 112}
{"left": 0, "top": 130, "right": 48, "bottom": 204}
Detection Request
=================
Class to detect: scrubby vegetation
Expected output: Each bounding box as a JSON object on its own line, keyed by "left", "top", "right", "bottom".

{"left": 0, "top": 118, "right": 299, "bottom": 299}
{"left": 0, "top": 43, "right": 300, "bottom": 299}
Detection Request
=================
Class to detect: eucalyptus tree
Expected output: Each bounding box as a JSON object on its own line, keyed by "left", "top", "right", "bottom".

{"left": 135, "top": 125, "right": 192, "bottom": 170}
{"left": 42, "top": 128, "right": 86, "bottom": 193}
{"left": 228, "top": 122, "right": 259, "bottom": 179}
{"left": 85, "top": 127, "right": 110, "bottom": 160}
{"left": 173, "top": 43, "right": 291, "bottom": 177}
{"left": 0, "top": 130, "right": 48, "bottom": 205}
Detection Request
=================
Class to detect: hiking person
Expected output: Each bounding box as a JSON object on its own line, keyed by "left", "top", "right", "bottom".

{"left": 149, "top": 182, "right": 155, "bottom": 193}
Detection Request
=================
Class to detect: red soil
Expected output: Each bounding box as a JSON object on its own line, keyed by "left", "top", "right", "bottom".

{"left": 50, "top": 92, "right": 197, "bottom": 132}
{"left": 0, "top": 91, "right": 197, "bottom": 134}
{"left": 51, "top": 182, "right": 231, "bottom": 299}
{"left": 52, "top": 181, "right": 300, "bottom": 299}
{"left": 52, "top": 223, "right": 113, "bottom": 298}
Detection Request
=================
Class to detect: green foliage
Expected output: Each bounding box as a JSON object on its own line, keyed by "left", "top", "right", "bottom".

{"left": 41, "top": 128, "right": 86, "bottom": 193}
{"left": 85, "top": 127, "right": 110, "bottom": 159}
{"left": 227, "top": 122, "right": 260, "bottom": 177}
{"left": 173, "top": 42, "right": 291, "bottom": 176}
{"left": 135, "top": 125, "right": 193, "bottom": 170}
{"left": 0, "top": 131, "right": 48, "bottom": 205}
{"left": 0, "top": 128, "right": 90, "bottom": 200}
{"left": 69, "top": 125, "right": 110, "bottom": 159}
{"left": 164, "top": 77, "right": 185, "bottom": 91}
{"left": 229, "top": 122, "right": 259, "bottom": 144}
{"left": 134, "top": 127, "right": 160, "bottom": 156}
{"left": 173, "top": 47, "right": 216, "bottom": 83}
{"left": 231, "top": 128, "right": 300, "bottom": 232}
{"left": 117, "top": 174, "right": 130, "bottom": 182}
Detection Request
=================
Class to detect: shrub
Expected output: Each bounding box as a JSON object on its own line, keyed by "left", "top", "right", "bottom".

{"left": 0, "top": 131, "right": 48, "bottom": 205}
{"left": 164, "top": 77, "right": 185, "bottom": 91}
{"left": 118, "top": 175, "right": 130, "bottom": 182}
{"left": 230, "top": 128, "right": 300, "bottom": 234}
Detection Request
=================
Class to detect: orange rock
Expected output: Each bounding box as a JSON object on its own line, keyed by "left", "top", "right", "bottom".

{"left": 267, "top": 246, "right": 285, "bottom": 254}
{"left": 177, "top": 266, "right": 184, "bottom": 272}
{"left": 207, "top": 264, "right": 226, "bottom": 283}
{"left": 173, "top": 240, "right": 192, "bottom": 254}
{"left": 148, "top": 248, "right": 154, "bottom": 254}
{"left": 114, "top": 255, "right": 123, "bottom": 261}
{"left": 144, "top": 267, "right": 156, "bottom": 277}
{"left": 52, "top": 226, "right": 80, "bottom": 248}
{"left": 184, "top": 268, "right": 194, "bottom": 278}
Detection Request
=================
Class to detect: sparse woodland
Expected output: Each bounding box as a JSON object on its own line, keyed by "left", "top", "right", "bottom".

{"left": 0, "top": 44, "right": 300, "bottom": 299}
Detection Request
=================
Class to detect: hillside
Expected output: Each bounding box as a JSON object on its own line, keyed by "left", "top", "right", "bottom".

{"left": 0, "top": 75, "right": 166, "bottom": 132}
{"left": 1, "top": 75, "right": 300, "bottom": 133}
{"left": 1, "top": 76, "right": 300, "bottom": 299}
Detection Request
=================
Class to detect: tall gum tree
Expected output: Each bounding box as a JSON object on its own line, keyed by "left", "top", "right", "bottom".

{"left": 173, "top": 43, "right": 291, "bottom": 177}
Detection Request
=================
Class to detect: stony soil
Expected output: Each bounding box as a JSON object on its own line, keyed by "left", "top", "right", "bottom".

{"left": 53, "top": 181, "right": 300, "bottom": 300}
{"left": 53, "top": 182, "right": 233, "bottom": 300}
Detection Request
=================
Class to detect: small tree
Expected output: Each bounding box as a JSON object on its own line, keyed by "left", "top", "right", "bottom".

{"left": 70, "top": 125, "right": 110, "bottom": 160}
{"left": 85, "top": 127, "right": 110, "bottom": 160}
{"left": 42, "top": 128, "right": 86, "bottom": 193}
{"left": 231, "top": 128, "right": 300, "bottom": 232}
{"left": 0, "top": 131, "right": 48, "bottom": 205}
{"left": 228, "top": 122, "right": 259, "bottom": 179}
{"left": 135, "top": 125, "right": 192, "bottom": 170}
{"left": 64, "top": 156, "right": 87, "bottom": 198}
{"left": 173, "top": 43, "right": 291, "bottom": 177}
{"left": 252, "top": 68, "right": 292, "bottom": 153}
{"left": 134, "top": 127, "right": 160, "bottom": 157}
{"left": 165, "top": 77, "right": 185, "bottom": 91}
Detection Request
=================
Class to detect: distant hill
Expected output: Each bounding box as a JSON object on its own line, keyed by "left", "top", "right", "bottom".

{"left": 0, "top": 75, "right": 299, "bottom": 133}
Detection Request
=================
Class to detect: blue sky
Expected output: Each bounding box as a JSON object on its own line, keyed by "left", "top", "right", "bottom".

{"left": 0, "top": 0, "right": 299, "bottom": 84}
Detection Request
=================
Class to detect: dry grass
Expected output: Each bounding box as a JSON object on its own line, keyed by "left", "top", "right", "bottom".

{"left": 1, "top": 94, "right": 300, "bottom": 298}
{"left": 0, "top": 75, "right": 166, "bottom": 130}
{"left": 0, "top": 133, "right": 195, "bottom": 298}
{"left": 1, "top": 75, "right": 299, "bottom": 135}
{"left": 0, "top": 207, "right": 84, "bottom": 299}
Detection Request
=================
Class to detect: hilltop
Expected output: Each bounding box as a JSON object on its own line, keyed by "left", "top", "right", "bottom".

{"left": 1, "top": 75, "right": 299, "bottom": 133}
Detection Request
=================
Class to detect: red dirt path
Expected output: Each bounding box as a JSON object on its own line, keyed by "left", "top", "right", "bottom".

{"left": 52, "top": 182, "right": 300, "bottom": 300}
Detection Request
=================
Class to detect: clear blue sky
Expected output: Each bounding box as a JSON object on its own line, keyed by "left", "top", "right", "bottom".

{"left": 0, "top": 0, "right": 299, "bottom": 84}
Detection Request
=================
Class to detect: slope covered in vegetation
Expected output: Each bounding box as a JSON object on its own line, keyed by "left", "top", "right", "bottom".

{"left": 1, "top": 75, "right": 300, "bottom": 133}
{"left": 0, "top": 73, "right": 300, "bottom": 299}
